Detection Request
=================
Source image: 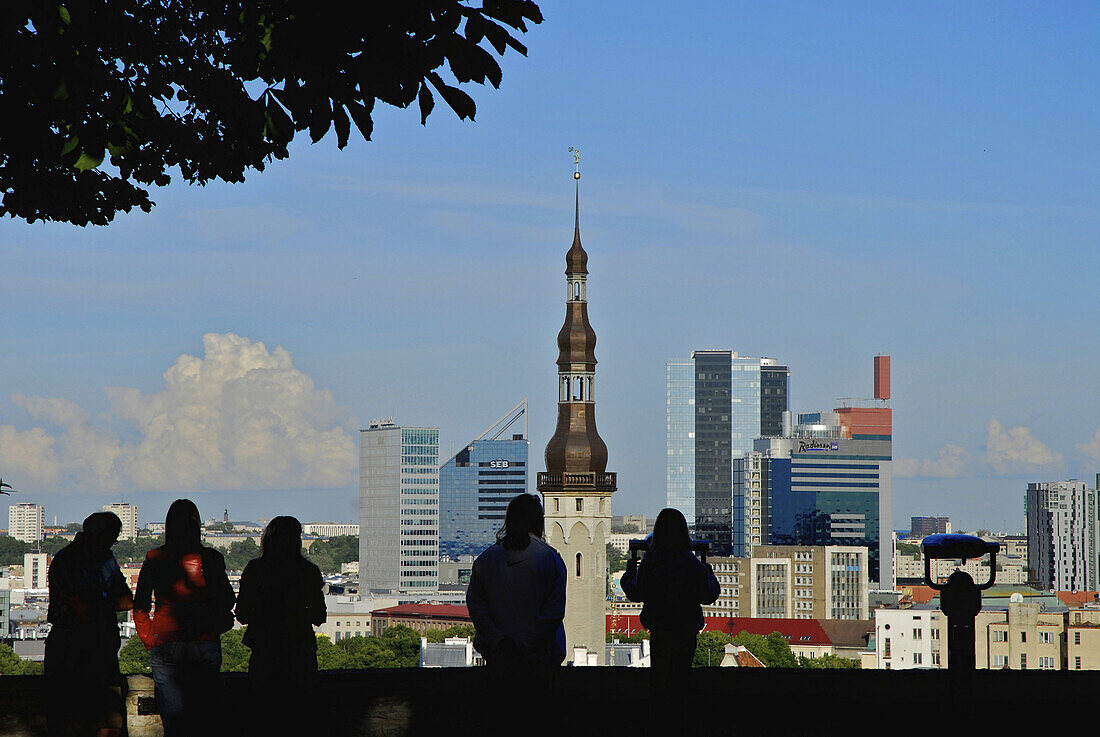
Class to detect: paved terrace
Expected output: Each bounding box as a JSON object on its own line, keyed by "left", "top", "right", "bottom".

{"left": 0, "top": 668, "right": 1086, "bottom": 736}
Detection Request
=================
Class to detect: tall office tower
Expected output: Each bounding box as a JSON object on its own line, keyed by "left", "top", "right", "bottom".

{"left": 753, "top": 356, "right": 893, "bottom": 587}
{"left": 910, "top": 516, "right": 950, "bottom": 537}
{"left": 666, "top": 350, "right": 789, "bottom": 552}
{"left": 731, "top": 451, "right": 766, "bottom": 556}
{"left": 359, "top": 420, "right": 439, "bottom": 594}
{"left": 538, "top": 173, "right": 616, "bottom": 665}
{"left": 439, "top": 400, "right": 530, "bottom": 559}
{"left": 102, "top": 503, "right": 139, "bottom": 541}
{"left": 1026, "top": 480, "right": 1091, "bottom": 591}
{"left": 7, "top": 503, "right": 44, "bottom": 543}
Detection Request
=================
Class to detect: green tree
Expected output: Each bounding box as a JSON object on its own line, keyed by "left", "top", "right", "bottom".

{"left": 315, "top": 634, "right": 348, "bottom": 670}
{"left": 607, "top": 629, "right": 649, "bottom": 644}
{"left": 220, "top": 628, "right": 251, "bottom": 672}
{"left": 112, "top": 535, "right": 164, "bottom": 565}
{"left": 336, "top": 635, "right": 404, "bottom": 669}
{"left": 118, "top": 637, "right": 151, "bottom": 675}
{"left": 693, "top": 631, "right": 731, "bottom": 667}
{"left": 731, "top": 630, "right": 799, "bottom": 669}
{"left": 40, "top": 536, "right": 71, "bottom": 555}
{"left": 0, "top": 535, "right": 27, "bottom": 566}
{"left": 424, "top": 624, "right": 476, "bottom": 643}
{"left": 0, "top": 1, "right": 543, "bottom": 226}
{"left": 379, "top": 625, "right": 422, "bottom": 668}
{"left": 798, "top": 654, "right": 860, "bottom": 669}
{"left": 0, "top": 644, "right": 25, "bottom": 675}
{"left": 221, "top": 538, "right": 261, "bottom": 571}
{"left": 606, "top": 543, "right": 627, "bottom": 575}
{"left": 306, "top": 535, "right": 359, "bottom": 574}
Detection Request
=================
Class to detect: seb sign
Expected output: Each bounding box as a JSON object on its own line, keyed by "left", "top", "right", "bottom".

{"left": 489, "top": 460, "right": 510, "bottom": 469}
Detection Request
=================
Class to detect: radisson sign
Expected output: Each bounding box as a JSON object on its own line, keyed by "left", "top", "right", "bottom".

{"left": 798, "top": 440, "right": 840, "bottom": 452}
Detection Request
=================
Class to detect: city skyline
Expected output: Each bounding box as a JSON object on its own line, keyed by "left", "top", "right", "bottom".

{"left": 1, "top": 2, "right": 1097, "bottom": 531}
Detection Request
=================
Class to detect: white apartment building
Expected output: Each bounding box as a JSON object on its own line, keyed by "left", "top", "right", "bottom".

{"left": 894, "top": 550, "right": 1027, "bottom": 586}
{"left": 7, "top": 503, "right": 44, "bottom": 543}
{"left": 359, "top": 421, "right": 439, "bottom": 594}
{"left": 101, "top": 503, "right": 139, "bottom": 541}
{"left": 874, "top": 608, "right": 944, "bottom": 669}
{"left": 23, "top": 553, "right": 49, "bottom": 590}
{"left": 1026, "top": 480, "right": 1091, "bottom": 590}
{"left": 302, "top": 523, "right": 360, "bottom": 538}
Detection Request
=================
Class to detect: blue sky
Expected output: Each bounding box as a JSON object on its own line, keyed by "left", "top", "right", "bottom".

{"left": 1, "top": 1, "right": 1097, "bottom": 532}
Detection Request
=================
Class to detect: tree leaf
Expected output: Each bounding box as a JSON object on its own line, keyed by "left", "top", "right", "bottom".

{"left": 417, "top": 83, "right": 434, "bottom": 125}
{"left": 74, "top": 149, "right": 105, "bottom": 171}
{"left": 427, "top": 72, "right": 475, "bottom": 121}
{"left": 332, "top": 104, "right": 350, "bottom": 149}
{"left": 347, "top": 99, "right": 374, "bottom": 141}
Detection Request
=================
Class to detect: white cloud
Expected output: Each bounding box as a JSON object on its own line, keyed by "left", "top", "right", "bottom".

{"left": 1076, "top": 426, "right": 1100, "bottom": 461}
{"left": 985, "top": 417, "right": 1062, "bottom": 473}
{"left": 0, "top": 425, "right": 60, "bottom": 485}
{"left": 2, "top": 333, "right": 358, "bottom": 492}
{"left": 894, "top": 444, "right": 970, "bottom": 478}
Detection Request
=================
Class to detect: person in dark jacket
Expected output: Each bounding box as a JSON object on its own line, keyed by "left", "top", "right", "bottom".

{"left": 45, "top": 511, "right": 133, "bottom": 737}
{"left": 235, "top": 515, "right": 326, "bottom": 736}
{"left": 133, "top": 499, "right": 235, "bottom": 737}
{"left": 467, "top": 494, "right": 566, "bottom": 732}
{"left": 620, "top": 507, "right": 720, "bottom": 732}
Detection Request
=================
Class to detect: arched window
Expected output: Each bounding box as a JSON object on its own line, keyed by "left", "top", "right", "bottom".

{"left": 576, "top": 552, "right": 583, "bottom": 578}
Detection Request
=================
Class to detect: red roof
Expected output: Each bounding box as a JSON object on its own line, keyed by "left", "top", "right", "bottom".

{"left": 703, "top": 617, "right": 832, "bottom": 646}
{"left": 372, "top": 604, "right": 470, "bottom": 620}
{"left": 1057, "top": 591, "right": 1100, "bottom": 606}
{"left": 607, "top": 614, "right": 832, "bottom": 646}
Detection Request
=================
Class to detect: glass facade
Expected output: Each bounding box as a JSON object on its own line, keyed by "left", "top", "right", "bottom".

{"left": 439, "top": 436, "right": 529, "bottom": 559}
{"left": 667, "top": 351, "right": 780, "bottom": 553}
{"left": 400, "top": 428, "right": 439, "bottom": 590}
{"left": 666, "top": 360, "right": 695, "bottom": 527}
{"left": 759, "top": 440, "right": 890, "bottom": 583}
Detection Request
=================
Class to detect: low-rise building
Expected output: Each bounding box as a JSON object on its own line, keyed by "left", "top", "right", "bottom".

{"left": 420, "top": 637, "right": 482, "bottom": 667}
{"left": 370, "top": 603, "right": 471, "bottom": 636}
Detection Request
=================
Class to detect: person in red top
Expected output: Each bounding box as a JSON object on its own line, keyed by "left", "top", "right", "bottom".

{"left": 133, "top": 499, "right": 235, "bottom": 736}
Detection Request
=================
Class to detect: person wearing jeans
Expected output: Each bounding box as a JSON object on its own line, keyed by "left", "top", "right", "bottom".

{"left": 134, "top": 499, "right": 235, "bottom": 736}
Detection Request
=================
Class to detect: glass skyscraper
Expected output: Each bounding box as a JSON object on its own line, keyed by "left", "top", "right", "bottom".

{"left": 439, "top": 434, "right": 529, "bottom": 559}
{"left": 359, "top": 421, "right": 439, "bottom": 593}
{"left": 666, "top": 350, "right": 788, "bottom": 553}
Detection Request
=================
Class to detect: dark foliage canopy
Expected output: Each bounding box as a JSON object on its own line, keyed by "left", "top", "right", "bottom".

{"left": 0, "top": 0, "right": 542, "bottom": 226}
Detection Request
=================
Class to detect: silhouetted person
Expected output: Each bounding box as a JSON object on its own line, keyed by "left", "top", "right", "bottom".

{"left": 620, "top": 508, "right": 719, "bottom": 734}
{"left": 45, "top": 512, "right": 134, "bottom": 737}
{"left": 467, "top": 494, "right": 565, "bottom": 735}
{"left": 235, "top": 516, "right": 326, "bottom": 736}
{"left": 134, "top": 499, "right": 235, "bottom": 737}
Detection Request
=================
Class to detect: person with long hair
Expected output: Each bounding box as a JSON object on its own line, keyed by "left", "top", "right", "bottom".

{"left": 235, "top": 515, "right": 326, "bottom": 735}
{"left": 467, "top": 494, "right": 566, "bottom": 729}
{"left": 133, "top": 499, "right": 235, "bottom": 736}
{"left": 45, "top": 512, "right": 133, "bottom": 737}
{"left": 620, "top": 508, "right": 719, "bottom": 732}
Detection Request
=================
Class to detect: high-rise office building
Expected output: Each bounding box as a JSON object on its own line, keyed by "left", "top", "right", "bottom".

{"left": 538, "top": 173, "right": 616, "bottom": 665}
{"left": 439, "top": 401, "right": 530, "bottom": 559}
{"left": 752, "top": 357, "right": 893, "bottom": 587}
{"left": 102, "top": 503, "right": 139, "bottom": 541}
{"left": 359, "top": 420, "right": 439, "bottom": 594}
{"left": 1026, "top": 479, "right": 1092, "bottom": 591}
{"left": 666, "top": 350, "right": 789, "bottom": 552}
{"left": 7, "top": 503, "right": 44, "bottom": 543}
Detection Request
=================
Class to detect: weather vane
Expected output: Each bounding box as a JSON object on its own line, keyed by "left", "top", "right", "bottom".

{"left": 569, "top": 146, "right": 580, "bottom": 179}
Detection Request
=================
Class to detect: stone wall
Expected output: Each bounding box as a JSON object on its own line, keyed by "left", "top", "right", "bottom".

{"left": 1, "top": 667, "right": 1093, "bottom": 736}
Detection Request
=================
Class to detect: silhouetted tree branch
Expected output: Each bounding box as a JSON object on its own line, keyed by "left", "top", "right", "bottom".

{"left": 0, "top": 0, "right": 543, "bottom": 226}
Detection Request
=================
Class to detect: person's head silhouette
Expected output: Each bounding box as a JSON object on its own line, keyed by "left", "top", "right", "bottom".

{"left": 497, "top": 494, "right": 544, "bottom": 550}
{"left": 164, "top": 498, "right": 202, "bottom": 553}
{"left": 81, "top": 511, "right": 122, "bottom": 553}
{"left": 261, "top": 516, "right": 304, "bottom": 559}
{"left": 651, "top": 508, "right": 691, "bottom": 553}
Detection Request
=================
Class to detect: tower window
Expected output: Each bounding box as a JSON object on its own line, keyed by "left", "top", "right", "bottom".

{"left": 575, "top": 498, "right": 583, "bottom": 512}
{"left": 576, "top": 552, "right": 582, "bottom": 578}
{"left": 554, "top": 498, "right": 560, "bottom": 512}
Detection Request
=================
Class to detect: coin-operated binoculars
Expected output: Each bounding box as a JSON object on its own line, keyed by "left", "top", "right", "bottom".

{"left": 628, "top": 536, "right": 710, "bottom": 563}
{"left": 922, "top": 533, "right": 999, "bottom": 700}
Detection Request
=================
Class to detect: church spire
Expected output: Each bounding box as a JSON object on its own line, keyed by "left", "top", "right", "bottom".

{"left": 537, "top": 153, "right": 616, "bottom": 665}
